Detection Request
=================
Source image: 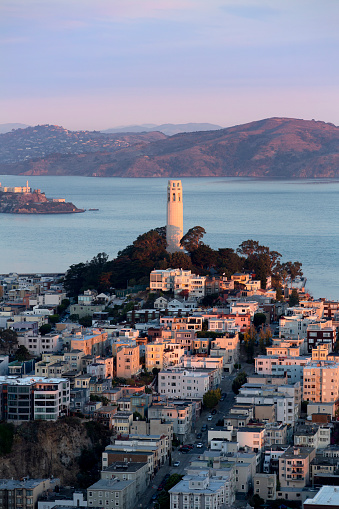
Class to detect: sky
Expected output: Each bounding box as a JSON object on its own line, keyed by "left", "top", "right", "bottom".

{"left": 1, "top": 0, "right": 339, "bottom": 131}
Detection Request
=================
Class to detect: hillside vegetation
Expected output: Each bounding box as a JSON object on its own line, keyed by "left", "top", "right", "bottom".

{"left": 1, "top": 117, "right": 339, "bottom": 178}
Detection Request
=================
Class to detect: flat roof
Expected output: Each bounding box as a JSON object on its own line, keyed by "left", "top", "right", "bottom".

{"left": 304, "top": 486, "right": 339, "bottom": 505}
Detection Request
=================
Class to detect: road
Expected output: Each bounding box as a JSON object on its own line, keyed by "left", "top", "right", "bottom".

{"left": 143, "top": 363, "right": 255, "bottom": 508}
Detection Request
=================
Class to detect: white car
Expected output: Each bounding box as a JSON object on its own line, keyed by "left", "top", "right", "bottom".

{"left": 173, "top": 461, "right": 180, "bottom": 467}
{"left": 196, "top": 443, "right": 204, "bottom": 448}
{"left": 207, "top": 415, "right": 213, "bottom": 421}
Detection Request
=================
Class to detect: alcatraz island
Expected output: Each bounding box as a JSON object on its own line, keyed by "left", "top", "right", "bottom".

{"left": 0, "top": 180, "right": 84, "bottom": 214}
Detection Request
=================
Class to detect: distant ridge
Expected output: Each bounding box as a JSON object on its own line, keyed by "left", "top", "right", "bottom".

{"left": 102, "top": 122, "right": 224, "bottom": 136}
{"left": 0, "top": 123, "right": 30, "bottom": 134}
{"left": 1, "top": 117, "right": 339, "bottom": 178}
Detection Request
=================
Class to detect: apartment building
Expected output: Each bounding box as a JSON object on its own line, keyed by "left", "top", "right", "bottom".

{"left": 210, "top": 334, "right": 240, "bottom": 373}
{"left": 145, "top": 342, "right": 185, "bottom": 371}
{"left": 101, "top": 462, "right": 148, "bottom": 498}
{"left": 294, "top": 425, "right": 331, "bottom": 449}
{"left": 279, "top": 446, "right": 316, "bottom": 489}
{"left": 264, "top": 422, "right": 287, "bottom": 446}
{"left": 116, "top": 345, "right": 141, "bottom": 378}
{"left": 236, "top": 381, "right": 301, "bottom": 426}
{"left": 169, "top": 471, "right": 232, "bottom": 509}
{"left": 253, "top": 473, "right": 277, "bottom": 502}
{"left": 303, "top": 361, "right": 339, "bottom": 402}
{"left": 158, "top": 368, "right": 210, "bottom": 399}
{"left": 148, "top": 401, "right": 193, "bottom": 440}
{"left": 0, "top": 478, "right": 57, "bottom": 509}
{"left": 70, "top": 329, "right": 109, "bottom": 356}
{"left": 18, "top": 332, "right": 62, "bottom": 356}
{"left": 150, "top": 268, "right": 206, "bottom": 298}
{"left": 0, "top": 376, "right": 70, "bottom": 422}
{"left": 307, "top": 322, "right": 336, "bottom": 352}
{"left": 237, "top": 426, "right": 266, "bottom": 453}
{"left": 255, "top": 355, "right": 310, "bottom": 383}
{"left": 87, "top": 478, "right": 136, "bottom": 509}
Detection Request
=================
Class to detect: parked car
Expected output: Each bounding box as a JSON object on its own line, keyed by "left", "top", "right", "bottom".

{"left": 196, "top": 432, "right": 202, "bottom": 439}
{"left": 207, "top": 415, "right": 213, "bottom": 421}
{"left": 152, "top": 494, "right": 158, "bottom": 501}
{"left": 196, "top": 442, "right": 204, "bottom": 448}
{"left": 211, "top": 409, "right": 217, "bottom": 415}
{"left": 173, "top": 461, "right": 180, "bottom": 467}
{"left": 201, "top": 424, "right": 208, "bottom": 431}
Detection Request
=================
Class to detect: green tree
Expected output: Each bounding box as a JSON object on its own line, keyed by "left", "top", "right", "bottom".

{"left": 79, "top": 315, "right": 93, "bottom": 327}
{"left": 232, "top": 372, "right": 247, "bottom": 394}
{"left": 14, "top": 344, "right": 31, "bottom": 361}
{"left": 203, "top": 388, "right": 222, "bottom": 409}
{"left": 180, "top": 226, "right": 206, "bottom": 252}
{"left": 0, "top": 328, "right": 18, "bottom": 355}
{"left": 48, "top": 314, "right": 60, "bottom": 324}
{"left": 39, "top": 324, "right": 52, "bottom": 336}
{"left": 253, "top": 313, "right": 266, "bottom": 328}
{"left": 191, "top": 244, "right": 217, "bottom": 270}
{"left": 289, "top": 288, "right": 300, "bottom": 307}
{"left": 243, "top": 325, "right": 256, "bottom": 362}
{"left": 69, "top": 314, "right": 80, "bottom": 322}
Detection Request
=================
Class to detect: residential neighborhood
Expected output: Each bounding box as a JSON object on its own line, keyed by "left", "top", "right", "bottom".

{"left": 0, "top": 264, "right": 339, "bottom": 509}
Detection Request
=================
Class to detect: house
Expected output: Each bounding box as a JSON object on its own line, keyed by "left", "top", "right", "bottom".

{"left": 253, "top": 473, "right": 277, "bottom": 502}
{"left": 87, "top": 478, "right": 136, "bottom": 509}
{"left": 278, "top": 446, "right": 316, "bottom": 489}
{"left": 101, "top": 461, "right": 149, "bottom": 498}
{"left": 169, "top": 471, "right": 234, "bottom": 509}
{"left": 116, "top": 344, "right": 141, "bottom": 378}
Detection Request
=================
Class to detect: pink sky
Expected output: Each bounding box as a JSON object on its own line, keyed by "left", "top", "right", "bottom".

{"left": 1, "top": 0, "right": 339, "bottom": 130}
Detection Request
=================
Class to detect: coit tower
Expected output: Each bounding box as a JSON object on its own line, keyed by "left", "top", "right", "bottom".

{"left": 166, "top": 179, "right": 183, "bottom": 253}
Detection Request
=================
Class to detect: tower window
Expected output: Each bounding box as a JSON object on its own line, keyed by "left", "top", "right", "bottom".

{"left": 173, "top": 193, "right": 176, "bottom": 201}
{"left": 179, "top": 195, "right": 181, "bottom": 202}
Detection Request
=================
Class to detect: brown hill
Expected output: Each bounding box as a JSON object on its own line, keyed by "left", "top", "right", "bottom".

{"left": 1, "top": 117, "right": 339, "bottom": 177}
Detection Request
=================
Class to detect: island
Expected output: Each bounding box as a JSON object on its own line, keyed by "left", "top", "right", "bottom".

{"left": 0, "top": 181, "right": 84, "bottom": 214}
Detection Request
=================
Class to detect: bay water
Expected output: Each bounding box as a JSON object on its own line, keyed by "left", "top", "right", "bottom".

{"left": 0, "top": 175, "right": 338, "bottom": 300}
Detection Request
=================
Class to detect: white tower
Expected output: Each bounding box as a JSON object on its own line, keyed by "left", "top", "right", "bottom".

{"left": 166, "top": 179, "right": 183, "bottom": 253}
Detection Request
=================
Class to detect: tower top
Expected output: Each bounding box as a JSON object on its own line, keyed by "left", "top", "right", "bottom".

{"left": 167, "top": 180, "right": 182, "bottom": 189}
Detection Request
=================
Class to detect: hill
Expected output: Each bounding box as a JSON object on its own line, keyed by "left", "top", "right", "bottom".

{"left": 102, "top": 122, "right": 223, "bottom": 135}
{"left": 1, "top": 117, "right": 339, "bottom": 178}
{"left": 0, "top": 123, "right": 30, "bottom": 134}
{"left": 0, "top": 124, "right": 166, "bottom": 165}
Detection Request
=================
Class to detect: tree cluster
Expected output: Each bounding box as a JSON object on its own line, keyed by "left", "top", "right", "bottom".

{"left": 63, "top": 226, "right": 303, "bottom": 298}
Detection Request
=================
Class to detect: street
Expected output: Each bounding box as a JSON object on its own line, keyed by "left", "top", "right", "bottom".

{"left": 143, "top": 363, "right": 255, "bottom": 508}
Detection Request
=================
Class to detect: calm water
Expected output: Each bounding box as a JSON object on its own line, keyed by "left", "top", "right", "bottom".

{"left": 0, "top": 175, "right": 338, "bottom": 300}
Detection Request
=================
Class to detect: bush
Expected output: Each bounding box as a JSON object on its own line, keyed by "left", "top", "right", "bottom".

{"left": 0, "top": 423, "right": 15, "bottom": 455}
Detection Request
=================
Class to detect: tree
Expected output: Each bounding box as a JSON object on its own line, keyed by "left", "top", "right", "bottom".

{"left": 232, "top": 372, "right": 247, "bottom": 394}
{"left": 289, "top": 288, "right": 300, "bottom": 307}
{"left": 203, "top": 388, "right": 222, "bottom": 409}
{"left": 0, "top": 328, "right": 18, "bottom": 355}
{"left": 243, "top": 325, "right": 256, "bottom": 362}
{"left": 69, "top": 314, "right": 80, "bottom": 322}
{"left": 191, "top": 244, "right": 217, "bottom": 270}
{"left": 168, "top": 251, "right": 192, "bottom": 270}
{"left": 79, "top": 315, "right": 93, "bottom": 327}
{"left": 201, "top": 293, "right": 220, "bottom": 307}
{"left": 259, "top": 326, "right": 272, "bottom": 353}
{"left": 14, "top": 345, "right": 31, "bottom": 361}
{"left": 180, "top": 226, "right": 206, "bottom": 252}
{"left": 48, "top": 314, "right": 60, "bottom": 324}
{"left": 39, "top": 324, "right": 52, "bottom": 336}
{"left": 253, "top": 313, "right": 266, "bottom": 328}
